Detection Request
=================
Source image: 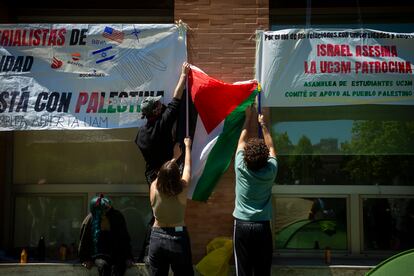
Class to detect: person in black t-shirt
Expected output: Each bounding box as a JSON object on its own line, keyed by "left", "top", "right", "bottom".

{"left": 135, "top": 62, "right": 190, "bottom": 263}
{"left": 135, "top": 62, "right": 190, "bottom": 185}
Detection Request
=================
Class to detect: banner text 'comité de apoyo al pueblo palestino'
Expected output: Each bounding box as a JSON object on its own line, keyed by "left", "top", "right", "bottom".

{"left": 0, "top": 24, "right": 187, "bottom": 130}
{"left": 255, "top": 29, "right": 414, "bottom": 107}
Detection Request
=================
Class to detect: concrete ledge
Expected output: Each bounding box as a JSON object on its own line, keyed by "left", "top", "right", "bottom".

{"left": 273, "top": 265, "right": 372, "bottom": 276}
{"left": 0, "top": 263, "right": 151, "bottom": 276}
{"left": 0, "top": 263, "right": 373, "bottom": 276}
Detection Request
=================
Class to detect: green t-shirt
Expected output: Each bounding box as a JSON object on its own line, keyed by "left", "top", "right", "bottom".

{"left": 233, "top": 150, "right": 278, "bottom": 221}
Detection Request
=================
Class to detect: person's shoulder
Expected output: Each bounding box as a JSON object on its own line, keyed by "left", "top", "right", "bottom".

{"left": 81, "top": 213, "right": 92, "bottom": 226}
{"left": 170, "top": 97, "right": 181, "bottom": 104}
{"left": 167, "top": 98, "right": 181, "bottom": 108}
{"left": 235, "top": 150, "right": 247, "bottom": 174}
{"left": 266, "top": 156, "right": 278, "bottom": 175}
{"left": 268, "top": 155, "right": 277, "bottom": 164}
{"left": 137, "top": 124, "right": 149, "bottom": 137}
{"left": 108, "top": 208, "right": 124, "bottom": 218}
{"left": 235, "top": 149, "right": 244, "bottom": 161}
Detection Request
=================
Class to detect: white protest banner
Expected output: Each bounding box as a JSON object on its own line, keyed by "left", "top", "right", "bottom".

{"left": 0, "top": 24, "right": 187, "bottom": 130}
{"left": 255, "top": 29, "right": 414, "bottom": 107}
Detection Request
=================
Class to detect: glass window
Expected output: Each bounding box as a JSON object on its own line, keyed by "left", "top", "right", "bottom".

{"left": 271, "top": 106, "right": 414, "bottom": 186}
{"left": 272, "top": 106, "right": 414, "bottom": 155}
{"left": 363, "top": 197, "right": 414, "bottom": 251}
{"left": 109, "top": 195, "right": 152, "bottom": 257}
{"left": 273, "top": 197, "right": 347, "bottom": 250}
{"left": 13, "top": 128, "right": 146, "bottom": 185}
{"left": 275, "top": 154, "right": 414, "bottom": 186}
{"left": 14, "top": 195, "right": 85, "bottom": 260}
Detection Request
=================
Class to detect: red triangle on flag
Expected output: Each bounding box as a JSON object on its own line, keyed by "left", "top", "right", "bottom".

{"left": 188, "top": 67, "right": 257, "bottom": 134}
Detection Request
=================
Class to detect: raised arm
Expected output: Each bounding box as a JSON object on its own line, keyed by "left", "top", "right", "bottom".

{"left": 237, "top": 105, "right": 253, "bottom": 152}
{"left": 159, "top": 62, "right": 190, "bottom": 129}
{"left": 181, "top": 137, "right": 192, "bottom": 186}
{"left": 258, "top": 114, "right": 276, "bottom": 158}
{"left": 172, "top": 143, "right": 182, "bottom": 161}
{"left": 173, "top": 62, "right": 190, "bottom": 100}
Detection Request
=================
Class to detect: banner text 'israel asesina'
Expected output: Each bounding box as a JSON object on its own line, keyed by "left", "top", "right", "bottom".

{"left": 256, "top": 29, "right": 414, "bottom": 107}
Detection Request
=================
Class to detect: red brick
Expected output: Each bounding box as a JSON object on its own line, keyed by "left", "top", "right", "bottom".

{"left": 233, "top": 8, "right": 259, "bottom": 15}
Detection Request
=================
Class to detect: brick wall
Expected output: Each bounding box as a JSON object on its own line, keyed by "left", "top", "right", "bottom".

{"left": 175, "top": 0, "right": 269, "bottom": 262}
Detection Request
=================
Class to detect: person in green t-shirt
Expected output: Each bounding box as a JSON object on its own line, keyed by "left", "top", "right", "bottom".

{"left": 233, "top": 105, "right": 278, "bottom": 276}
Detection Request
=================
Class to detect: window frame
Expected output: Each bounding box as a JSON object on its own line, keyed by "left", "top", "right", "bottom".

{"left": 268, "top": 2, "right": 414, "bottom": 258}
{"left": 11, "top": 188, "right": 150, "bottom": 256}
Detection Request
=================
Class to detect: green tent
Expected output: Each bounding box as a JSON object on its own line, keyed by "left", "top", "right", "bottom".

{"left": 275, "top": 219, "right": 347, "bottom": 250}
{"left": 366, "top": 248, "right": 414, "bottom": 276}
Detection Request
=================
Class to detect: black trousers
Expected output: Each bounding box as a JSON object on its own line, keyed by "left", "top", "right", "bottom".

{"left": 233, "top": 219, "right": 273, "bottom": 276}
{"left": 95, "top": 257, "right": 126, "bottom": 276}
{"left": 148, "top": 227, "right": 194, "bottom": 276}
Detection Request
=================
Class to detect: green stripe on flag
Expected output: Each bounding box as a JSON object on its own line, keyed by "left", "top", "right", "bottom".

{"left": 192, "top": 90, "right": 258, "bottom": 201}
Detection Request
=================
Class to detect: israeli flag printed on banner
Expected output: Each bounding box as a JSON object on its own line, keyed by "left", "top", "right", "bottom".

{"left": 92, "top": 46, "right": 116, "bottom": 64}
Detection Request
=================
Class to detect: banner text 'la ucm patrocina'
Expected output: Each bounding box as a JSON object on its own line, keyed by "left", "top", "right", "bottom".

{"left": 0, "top": 24, "right": 187, "bottom": 130}
{"left": 255, "top": 29, "right": 414, "bottom": 107}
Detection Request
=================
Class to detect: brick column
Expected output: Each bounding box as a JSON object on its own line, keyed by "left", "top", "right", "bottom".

{"left": 175, "top": 0, "right": 269, "bottom": 262}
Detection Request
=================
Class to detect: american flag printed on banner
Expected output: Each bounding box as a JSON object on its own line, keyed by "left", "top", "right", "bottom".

{"left": 102, "top": 27, "right": 124, "bottom": 43}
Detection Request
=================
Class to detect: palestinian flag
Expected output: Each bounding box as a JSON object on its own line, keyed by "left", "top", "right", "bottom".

{"left": 187, "top": 66, "right": 258, "bottom": 201}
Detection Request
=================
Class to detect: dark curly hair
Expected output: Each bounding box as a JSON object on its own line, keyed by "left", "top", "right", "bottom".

{"left": 157, "top": 160, "right": 183, "bottom": 197}
{"left": 244, "top": 138, "right": 269, "bottom": 171}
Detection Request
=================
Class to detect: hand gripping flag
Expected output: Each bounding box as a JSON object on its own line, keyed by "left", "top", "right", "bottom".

{"left": 187, "top": 66, "right": 258, "bottom": 201}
